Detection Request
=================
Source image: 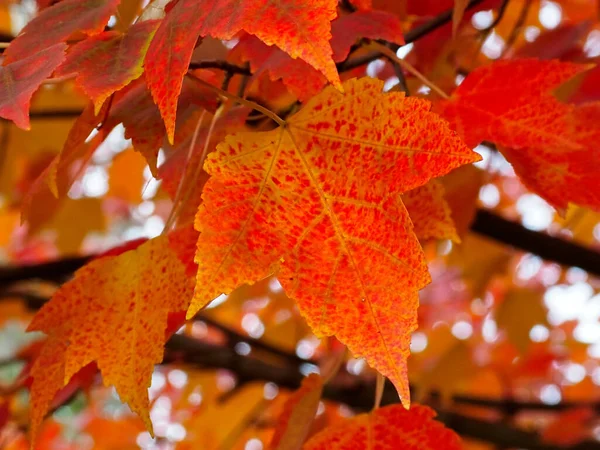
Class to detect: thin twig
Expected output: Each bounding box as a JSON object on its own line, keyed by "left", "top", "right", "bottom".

{"left": 371, "top": 43, "right": 450, "bottom": 99}
{"left": 481, "top": 0, "right": 511, "bottom": 33}
{"left": 187, "top": 73, "right": 285, "bottom": 126}
{"left": 163, "top": 110, "right": 207, "bottom": 231}
{"left": 337, "top": 0, "right": 487, "bottom": 73}
{"left": 500, "top": 0, "right": 532, "bottom": 57}
{"left": 189, "top": 60, "right": 252, "bottom": 76}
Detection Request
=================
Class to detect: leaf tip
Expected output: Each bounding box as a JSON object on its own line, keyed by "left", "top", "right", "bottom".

{"left": 185, "top": 305, "right": 197, "bottom": 320}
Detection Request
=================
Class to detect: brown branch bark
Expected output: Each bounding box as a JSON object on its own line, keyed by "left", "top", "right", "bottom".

{"left": 4, "top": 290, "right": 600, "bottom": 448}
{"left": 165, "top": 334, "right": 600, "bottom": 450}
{"left": 471, "top": 209, "right": 600, "bottom": 277}
{"left": 2, "top": 209, "right": 598, "bottom": 285}
{"left": 7, "top": 290, "right": 600, "bottom": 417}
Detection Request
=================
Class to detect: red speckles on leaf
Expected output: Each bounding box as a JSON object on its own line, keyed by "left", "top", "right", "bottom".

{"left": 304, "top": 404, "right": 462, "bottom": 450}
{"left": 4, "top": 0, "right": 121, "bottom": 63}
{"left": 145, "top": 0, "right": 340, "bottom": 141}
{"left": 438, "top": 59, "right": 600, "bottom": 212}
{"left": 27, "top": 233, "right": 194, "bottom": 442}
{"left": 0, "top": 43, "right": 66, "bottom": 129}
{"left": 55, "top": 20, "right": 160, "bottom": 113}
{"left": 191, "top": 77, "right": 479, "bottom": 406}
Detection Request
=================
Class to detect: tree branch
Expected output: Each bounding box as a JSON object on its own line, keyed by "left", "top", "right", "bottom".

{"left": 2, "top": 209, "right": 598, "bottom": 284}
{"left": 165, "top": 334, "right": 600, "bottom": 450}
{"left": 338, "top": 0, "right": 488, "bottom": 73}
{"left": 8, "top": 290, "right": 600, "bottom": 417}
{"left": 4, "top": 290, "right": 600, "bottom": 448}
{"left": 0, "top": 255, "right": 90, "bottom": 284}
{"left": 471, "top": 209, "right": 600, "bottom": 277}
{"left": 189, "top": 60, "right": 251, "bottom": 75}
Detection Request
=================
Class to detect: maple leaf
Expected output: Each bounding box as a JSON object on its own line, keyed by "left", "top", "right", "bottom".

{"left": 270, "top": 374, "right": 324, "bottom": 450}
{"left": 438, "top": 59, "right": 600, "bottom": 212}
{"left": 330, "top": 10, "right": 404, "bottom": 62}
{"left": 495, "top": 287, "right": 548, "bottom": 355}
{"left": 107, "top": 148, "right": 148, "bottom": 204}
{"left": 110, "top": 78, "right": 217, "bottom": 175}
{"left": 402, "top": 180, "right": 459, "bottom": 242}
{"left": 4, "top": 0, "right": 120, "bottom": 63}
{"left": 55, "top": 20, "right": 160, "bottom": 113}
{"left": 0, "top": 43, "right": 66, "bottom": 129}
{"left": 304, "top": 404, "right": 462, "bottom": 449}
{"left": 27, "top": 231, "right": 194, "bottom": 441}
{"left": 21, "top": 101, "right": 115, "bottom": 228}
{"left": 232, "top": 35, "right": 327, "bottom": 102}
{"left": 144, "top": 0, "right": 340, "bottom": 141}
{"left": 233, "top": 10, "right": 404, "bottom": 101}
{"left": 191, "top": 77, "right": 479, "bottom": 406}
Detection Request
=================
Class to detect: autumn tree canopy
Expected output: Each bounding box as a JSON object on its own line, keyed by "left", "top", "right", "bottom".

{"left": 1, "top": 0, "right": 600, "bottom": 449}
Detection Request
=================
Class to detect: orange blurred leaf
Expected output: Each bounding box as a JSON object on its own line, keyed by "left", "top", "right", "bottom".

{"left": 107, "top": 148, "right": 148, "bottom": 204}
{"left": 270, "top": 374, "right": 324, "bottom": 450}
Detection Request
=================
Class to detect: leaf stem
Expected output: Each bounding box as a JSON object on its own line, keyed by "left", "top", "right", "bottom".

{"left": 374, "top": 373, "right": 385, "bottom": 410}
{"left": 163, "top": 109, "right": 207, "bottom": 232}
{"left": 187, "top": 73, "right": 285, "bottom": 126}
{"left": 370, "top": 43, "right": 450, "bottom": 99}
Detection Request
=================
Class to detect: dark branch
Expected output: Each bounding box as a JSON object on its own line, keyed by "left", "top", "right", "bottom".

{"left": 189, "top": 60, "right": 251, "bottom": 75}
{"left": 2, "top": 209, "right": 598, "bottom": 284}
{"left": 404, "top": 0, "right": 487, "bottom": 44}
{"left": 9, "top": 291, "right": 600, "bottom": 417}
{"left": 165, "top": 334, "right": 600, "bottom": 450}
{"left": 471, "top": 209, "right": 600, "bottom": 278}
{"left": 1, "top": 109, "right": 84, "bottom": 121}
{"left": 0, "top": 255, "right": 90, "bottom": 284}
{"left": 338, "top": 0, "right": 488, "bottom": 73}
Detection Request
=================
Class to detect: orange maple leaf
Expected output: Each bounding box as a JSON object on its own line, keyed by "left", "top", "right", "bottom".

{"left": 190, "top": 77, "right": 479, "bottom": 406}
{"left": 26, "top": 231, "right": 194, "bottom": 442}
{"left": 438, "top": 59, "right": 600, "bottom": 213}
{"left": 304, "top": 404, "right": 462, "bottom": 449}
{"left": 144, "top": 0, "right": 340, "bottom": 142}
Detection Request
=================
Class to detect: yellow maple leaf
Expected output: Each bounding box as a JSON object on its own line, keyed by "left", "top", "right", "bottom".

{"left": 27, "top": 232, "right": 194, "bottom": 442}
